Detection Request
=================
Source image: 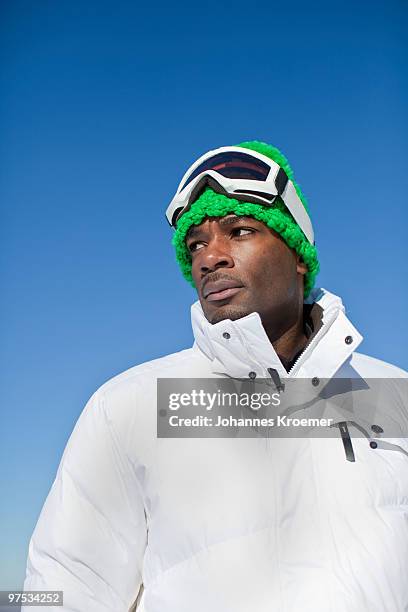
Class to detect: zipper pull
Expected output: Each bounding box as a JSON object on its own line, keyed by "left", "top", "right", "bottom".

{"left": 338, "top": 421, "right": 355, "bottom": 462}
{"left": 267, "top": 368, "right": 285, "bottom": 393}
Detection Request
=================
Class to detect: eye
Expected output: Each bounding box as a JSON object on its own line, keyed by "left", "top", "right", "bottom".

{"left": 232, "top": 227, "right": 254, "bottom": 237}
{"left": 188, "top": 240, "right": 205, "bottom": 253}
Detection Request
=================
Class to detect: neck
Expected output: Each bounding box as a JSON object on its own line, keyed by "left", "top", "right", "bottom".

{"left": 263, "top": 304, "right": 308, "bottom": 365}
{"left": 272, "top": 319, "right": 308, "bottom": 364}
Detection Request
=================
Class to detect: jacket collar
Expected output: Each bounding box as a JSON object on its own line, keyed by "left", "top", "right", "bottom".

{"left": 191, "top": 288, "right": 363, "bottom": 379}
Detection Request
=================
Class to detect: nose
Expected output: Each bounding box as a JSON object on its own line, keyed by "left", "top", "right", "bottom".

{"left": 199, "top": 235, "right": 234, "bottom": 274}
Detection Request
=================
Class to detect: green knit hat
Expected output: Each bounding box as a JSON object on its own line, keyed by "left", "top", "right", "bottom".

{"left": 171, "top": 140, "right": 319, "bottom": 297}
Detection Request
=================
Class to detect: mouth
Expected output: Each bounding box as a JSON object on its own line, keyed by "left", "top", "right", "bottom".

{"left": 203, "top": 279, "right": 244, "bottom": 302}
{"left": 205, "top": 286, "right": 243, "bottom": 302}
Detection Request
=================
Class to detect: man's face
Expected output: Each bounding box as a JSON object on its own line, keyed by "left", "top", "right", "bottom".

{"left": 186, "top": 214, "right": 307, "bottom": 330}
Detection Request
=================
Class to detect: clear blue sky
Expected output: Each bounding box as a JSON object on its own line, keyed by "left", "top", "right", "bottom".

{"left": 1, "top": 0, "right": 407, "bottom": 591}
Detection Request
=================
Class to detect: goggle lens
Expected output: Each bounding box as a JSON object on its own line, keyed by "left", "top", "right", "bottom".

{"left": 179, "top": 151, "right": 270, "bottom": 192}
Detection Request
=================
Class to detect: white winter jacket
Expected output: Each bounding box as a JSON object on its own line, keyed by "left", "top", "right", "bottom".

{"left": 23, "top": 288, "right": 408, "bottom": 612}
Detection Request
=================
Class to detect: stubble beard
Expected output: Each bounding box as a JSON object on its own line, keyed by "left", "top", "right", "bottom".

{"left": 206, "top": 304, "right": 253, "bottom": 325}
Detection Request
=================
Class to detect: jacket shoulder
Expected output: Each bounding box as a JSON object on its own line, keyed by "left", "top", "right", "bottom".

{"left": 349, "top": 351, "right": 408, "bottom": 378}
{"left": 76, "top": 348, "right": 202, "bottom": 441}
{"left": 96, "top": 347, "right": 199, "bottom": 396}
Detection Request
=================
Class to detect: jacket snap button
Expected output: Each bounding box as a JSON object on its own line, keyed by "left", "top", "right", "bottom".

{"left": 312, "top": 377, "right": 320, "bottom": 387}
{"left": 222, "top": 332, "right": 231, "bottom": 339}
{"left": 371, "top": 424, "right": 384, "bottom": 434}
{"left": 345, "top": 335, "right": 353, "bottom": 345}
{"left": 249, "top": 371, "right": 257, "bottom": 379}
{"left": 370, "top": 441, "right": 378, "bottom": 449}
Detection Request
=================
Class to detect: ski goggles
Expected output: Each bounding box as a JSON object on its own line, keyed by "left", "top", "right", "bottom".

{"left": 165, "top": 146, "right": 315, "bottom": 245}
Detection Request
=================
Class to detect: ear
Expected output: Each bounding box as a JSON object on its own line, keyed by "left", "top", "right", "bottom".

{"left": 296, "top": 255, "right": 308, "bottom": 276}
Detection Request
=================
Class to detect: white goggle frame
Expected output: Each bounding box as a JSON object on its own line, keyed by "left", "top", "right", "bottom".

{"left": 165, "top": 146, "right": 314, "bottom": 245}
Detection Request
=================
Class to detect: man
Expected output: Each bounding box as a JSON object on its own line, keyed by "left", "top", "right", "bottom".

{"left": 23, "top": 141, "right": 408, "bottom": 611}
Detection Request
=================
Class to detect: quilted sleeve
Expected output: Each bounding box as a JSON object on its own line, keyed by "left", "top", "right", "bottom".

{"left": 22, "top": 390, "right": 147, "bottom": 611}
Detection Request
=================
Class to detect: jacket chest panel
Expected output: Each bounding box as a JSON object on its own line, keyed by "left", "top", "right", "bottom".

{"left": 142, "top": 438, "right": 326, "bottom": 585}
{"left": 310, "top": 436, "right": 408, "bottom": 509}
{"left": 140, "top": 435, "right": 408, "bottom": 592}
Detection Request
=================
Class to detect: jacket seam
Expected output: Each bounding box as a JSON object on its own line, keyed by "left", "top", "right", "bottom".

{"left": 143, "top": 523, "right": 276, "bottom": 588}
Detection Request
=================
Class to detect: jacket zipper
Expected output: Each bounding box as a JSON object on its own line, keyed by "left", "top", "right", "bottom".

{"left": 266, "top": 311, "right": 357, "bottom": 462}
{"left": 285, "top": 319, "right": 329, "bottom": 377}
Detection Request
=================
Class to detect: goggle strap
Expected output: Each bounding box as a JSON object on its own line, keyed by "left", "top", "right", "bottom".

{"left": 281, "top": 181, "right": 314, "bottom": 244}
